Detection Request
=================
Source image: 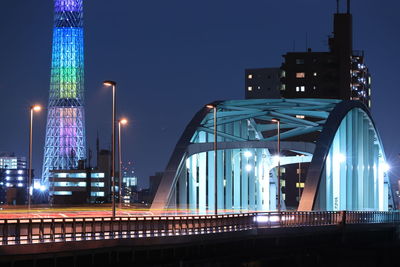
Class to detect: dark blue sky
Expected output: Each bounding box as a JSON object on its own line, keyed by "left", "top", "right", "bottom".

{"left": 1, "top": 0, "right": 399, "bottom": 188}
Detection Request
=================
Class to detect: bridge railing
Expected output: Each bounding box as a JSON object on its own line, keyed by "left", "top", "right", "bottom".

{"left": 0, "top": 211, "right": 399, "bottom": 246}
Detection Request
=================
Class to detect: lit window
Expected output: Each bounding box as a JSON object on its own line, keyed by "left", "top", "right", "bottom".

{"left": 5, "top": 176, "right": 10, "bottom": 181}
{"left": 313, "top": 85, "right": 317, "bottom": 90}
{"left": 281, "top": 84, "right": 286, "bottom": 91}
{"left": 91, "top": 182, "right": 105, "bottom": 187}
{"left": 296, "top": 115, "right": 305, "bottom": 119}
{"left": 296, "top": 86, "right": 300, "bottom": 92}
{"left": 257, "top": 86, "right": 261, "bottom": 90}
{"left": 17, "top": 183, "right": 24, "bottom": 187}
{"left": 18, "top": 170, "right": 23, "bottom": 174}
{"left": 296, "top": 72, "right": 305, "bottom": 78}
{"left": 248, "top": 74, "right": 253, "bottom": 79}
{"left": 296, "top": 182, "right": 305, "bottom": 188}
{"left": 91, "top": 192, "right": 105, "bottom": 197}
{"left": 313, "top": 72, "right": 317, "bottom": 77}
{"left": 247, "top": 86, "right": 253, "bottom": 91}
{"left": 280, "top": 180, "right": 286, "bottom": 187}
{"left": 53, "top": 191, "right": 72, "bottom": 196}
{"left": 17, "top": 176, "right": 23, "bottom": 181}
{"left": 300, "top": 86, "right": 305, "bottom": 92}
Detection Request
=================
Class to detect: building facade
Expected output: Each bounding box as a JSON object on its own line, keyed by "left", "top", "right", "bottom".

{"left": 0, "top": 169, "right": 29, "bottom": 205}
{"left": 49, "top": 169, "right": 105, "bottom": 204}
{"left": 245, "top": 3, "right": 371, "bottom": 108}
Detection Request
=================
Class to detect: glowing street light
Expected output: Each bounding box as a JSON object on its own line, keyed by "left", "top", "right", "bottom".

{"left": 118, "top": 118, "right": 128, "bottom": 208}
{"left": 244, "top": 151, "right": 253, "bottom": 158}
{"left": 206, "top": 103, "right": 218, "bottom": 215}
{"left": 271, "top": 118, "right": 281, "bottom": 212}
{"left": 245, "top": 164, "right": 252, "bottom": 172}
{"left": 28, "top": 104, "right": 42, "bottom": 211}
{"left": 103, "top": 80, "right": 117, "bottom": 218}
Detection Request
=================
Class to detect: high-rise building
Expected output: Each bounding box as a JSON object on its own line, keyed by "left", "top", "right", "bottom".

{"left": 42, "top": 0, "right": 86, "bottom": 183}
{"left": 245, "top": 0, "right": 371, "bottom": 108}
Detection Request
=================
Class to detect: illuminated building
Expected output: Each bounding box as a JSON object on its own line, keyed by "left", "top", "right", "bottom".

{"left": 245, "top": 1, "right": 371, "bottom": 108}
{"left": 49, "top": 169, "right": 105, "bottom": 205}
{"left": 42, "top": 0, "right": 86, "bottom": 183}
{"left": 0, "top": 153, "right": 27, "bottom": 169}
{"left": 0, "top": 169, "right": 29, "bottom": 205}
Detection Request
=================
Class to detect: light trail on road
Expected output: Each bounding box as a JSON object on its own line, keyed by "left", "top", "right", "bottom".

{"left": 0, "top": 205, "right": 253, "bottom": 219}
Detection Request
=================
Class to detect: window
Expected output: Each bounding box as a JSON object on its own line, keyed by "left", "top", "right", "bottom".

{"left": 280, "top": 84, "right": 286, "bottom": 91}
{"left": 313, "top": 72, "right": 317, "bottom": 77}
{"left": 91, "top": 192, "right": 105, "bottom": 197}
{"left": 91, "top": 182, "right": 105, "bottom": 187}
{"left": 247, "top": 86, "right": 253, "bottom": 91}
{"left": 296, "top": 72, "right": 305, "bottom": 78}
{"left": 296, "top": 59, "right": 304, "bottom": 64}
{"left": 248, "top": 74, "right": 253, "bottom": 79}
{"left": 53, "top": 191, "right": 72, "bottom": 196}
{"left": 257, "top": 86, "right": 261, "bottom": 90}
{"left": 296, "top": 182, "right": 305, "bottom": 188}
{"left": 296, "top": 115, "right": 305, "bottom": 119}
{"left": 296, "top": 86, "right": 305, "bottom": 92}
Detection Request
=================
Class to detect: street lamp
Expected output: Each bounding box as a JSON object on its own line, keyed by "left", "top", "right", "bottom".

{"left": 28, "top": 104, "right": 42, "bottom": 211}
{"left": 206, "top": 104, "right": 218, "bottom": 215}
{"left": 271, "top": 118, "right": 281, "bottom": 212}
{"left": 103, "top": 80, "right": 117, "bottom": 217}
{"left": 118, "top": 118, "right": 128, "bottom": 208}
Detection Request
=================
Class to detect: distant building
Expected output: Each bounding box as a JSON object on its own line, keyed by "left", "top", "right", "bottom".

{"left": 0, "top": 153, "right": 29, "bottom": 205}
{"left": 245, "top": 2, "right": 371, "bottom": 108}
{"left": 0, "top": 153, "right": 27, "bottom": 169}
{"left": 0, "top": 169, "right": 29, "bottom": 205}
{"left": 122, "top": 176, "right": 138, "bottom": 204}
{"left": 245, "top": 68, "right": 282, "bottom": 99}
{"left": 49, "top": 168, "right": 105, "bottom": 205}
{"left": 97, "top": 149, "right": 111, "bottom": 202}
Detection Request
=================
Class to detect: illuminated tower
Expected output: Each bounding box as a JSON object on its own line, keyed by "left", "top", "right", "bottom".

{"left": 42, "top": 0, "right": 86, "bottom": 183}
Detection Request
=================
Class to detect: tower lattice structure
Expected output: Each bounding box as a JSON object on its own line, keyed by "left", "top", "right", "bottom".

{"left": 42, "top": 0, "right": 86, "bottom": 183}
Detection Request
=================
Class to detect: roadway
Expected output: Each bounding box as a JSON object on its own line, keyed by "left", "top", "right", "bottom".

{"left": 0, "top": 204, "right": 245, "bottom": 219}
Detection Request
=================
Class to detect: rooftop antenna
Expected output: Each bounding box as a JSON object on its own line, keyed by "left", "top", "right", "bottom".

{"left": 347, "top": 0, "right": 351, "bottom": 14}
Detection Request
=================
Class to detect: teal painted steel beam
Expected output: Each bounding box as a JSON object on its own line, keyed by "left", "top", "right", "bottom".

{"left": 197, "top": 127, "right": 247, "bottom": 142}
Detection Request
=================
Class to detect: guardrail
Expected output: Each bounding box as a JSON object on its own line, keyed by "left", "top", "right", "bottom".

{"left": 0, "top": 211, "right": 399, "bottom": 246}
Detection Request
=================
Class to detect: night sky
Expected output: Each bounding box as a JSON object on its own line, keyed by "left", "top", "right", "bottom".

{"left": 1, "top": 0, "right": 399, "bottom": 189}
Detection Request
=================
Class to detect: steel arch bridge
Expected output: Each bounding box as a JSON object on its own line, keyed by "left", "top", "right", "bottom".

{"left": 151, "top": 99, "right": 393, "bottom": 212}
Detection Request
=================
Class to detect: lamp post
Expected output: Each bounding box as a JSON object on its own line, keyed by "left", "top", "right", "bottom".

{"left": 118, "top": 118, "right": 128, "bottom": 208}
{"left": 103, "top": 80, "right": 117, "bottom": 217}
{"left": 271, "top": 118, "right": 281, "bottom": 212}
{"left": 206, "top": 104, "right": 217, "bottom": 215}
{"left": 28, "top": 104, "right": 41, "bottom": 211}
